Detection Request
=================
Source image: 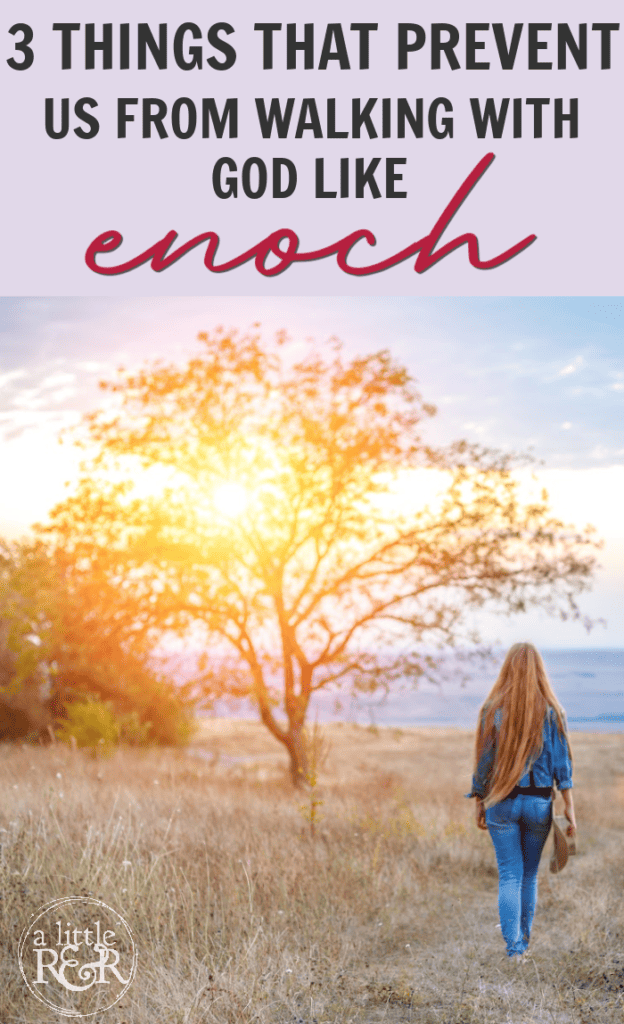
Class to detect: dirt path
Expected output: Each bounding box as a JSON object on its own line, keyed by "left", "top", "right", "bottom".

{"left": 349, "top": 823, "right": 622, "bottom": 1024}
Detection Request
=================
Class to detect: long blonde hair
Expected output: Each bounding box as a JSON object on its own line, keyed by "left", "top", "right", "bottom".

{"left": 475, "top": 642, "right": 570, "bottom": 808}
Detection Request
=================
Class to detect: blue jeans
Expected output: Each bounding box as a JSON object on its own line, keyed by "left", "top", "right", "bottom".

{"left": 486, "top": 795, "right": 552, "bottom": 956}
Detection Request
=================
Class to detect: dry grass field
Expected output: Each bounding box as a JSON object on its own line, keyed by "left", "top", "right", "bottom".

{"left": 0, "top": 720, "right": 623, "bottom": 1024}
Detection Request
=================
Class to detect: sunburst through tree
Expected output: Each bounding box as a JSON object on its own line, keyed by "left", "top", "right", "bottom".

{"left": 42, "top": 330, "right": 599, "bottom": 784}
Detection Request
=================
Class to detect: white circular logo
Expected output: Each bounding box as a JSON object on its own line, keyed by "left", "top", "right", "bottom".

{"left": 18, "top": 897, "right": 137, "bottom": 1017}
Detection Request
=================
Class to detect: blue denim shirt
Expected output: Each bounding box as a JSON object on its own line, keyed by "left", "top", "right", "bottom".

{"left": 467, "top": 705, "right": 573, "bottom": 800}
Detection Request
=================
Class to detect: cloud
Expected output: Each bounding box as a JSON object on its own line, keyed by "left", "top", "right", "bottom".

{"left": 461, "top": 420, "right": 496, "bottom": 436}
{"left": 39, "top": 372, "right": 77, "bottom": 389}
{"left": 11, "top": 389, "right": 49, "bottom": 410}
{"left": 0, "top": 369, "right": 27, "bottom": 390}
{"left": 590, "top": 445, "right": 611, "bottom": 461}
{"left": 48, "top": 386, "right": 78, "bottom": 404}
{"left": 0, "top": 409, "right": 80, "bottom": 440}
{"left": 559, "top": 356, "right": 584, "bottom": 376}
{"left": 437, "top": 394, "right": 467, "bottom": 406}
{"left": 75, "top": 361, "right": 115, "bottom": 373}
{"left": 10, "top": 376, "right": 78, "bottom": 410}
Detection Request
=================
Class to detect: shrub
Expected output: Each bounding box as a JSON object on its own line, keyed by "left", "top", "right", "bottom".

{"left": 56, "top": 698, "right": 153, "bottom": 755}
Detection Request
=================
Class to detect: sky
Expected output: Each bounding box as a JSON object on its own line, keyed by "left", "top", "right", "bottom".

{"left": 0, "top": 296, "right": 622, "bottom": 648}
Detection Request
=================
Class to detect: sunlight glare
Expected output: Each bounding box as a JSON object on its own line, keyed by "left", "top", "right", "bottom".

{"left": 213, "top": 482, "right": 250, "bottom": 518}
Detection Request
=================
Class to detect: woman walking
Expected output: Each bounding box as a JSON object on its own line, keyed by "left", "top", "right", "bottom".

{"left": 468, "top": 642, "right": 576, "bottom": 959}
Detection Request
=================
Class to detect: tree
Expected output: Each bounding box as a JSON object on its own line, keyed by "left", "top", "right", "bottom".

{"left": 0, "top": 541, "right": 53, "bottom": 738}
{"left": 43, "top": 331, "right": 598, "bottom": 784}
{"left": 0, "top": 539, "right": 194, "bottom": 745}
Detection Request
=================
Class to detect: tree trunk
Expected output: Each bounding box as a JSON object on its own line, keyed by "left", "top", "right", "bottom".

{"left": 284, "top": 725, "right": 309, "bottom": 788}
{"left": 247, "top": 648, "right": 310, "bottom": 787}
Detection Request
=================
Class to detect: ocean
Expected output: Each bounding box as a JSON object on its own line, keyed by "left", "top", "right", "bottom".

{"left": 199, "top": 649, "right": 624, "bottom": 733}
{"left": 305, "top": 649, "right": 624, "bottom": 733}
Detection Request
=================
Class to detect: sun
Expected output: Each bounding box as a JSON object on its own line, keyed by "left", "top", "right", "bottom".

{"left": 212, "top": 482, "right": 250, "bottom": 518}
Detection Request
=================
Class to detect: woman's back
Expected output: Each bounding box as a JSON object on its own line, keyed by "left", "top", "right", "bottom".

{"left": 473, "top": 643, "right": 570, "bottom": 807}
{"left": 471, "top": 704, "right": 573, "bottom": 801}
{"left": 467, "top": 642, "right": 576, "bottom": 961}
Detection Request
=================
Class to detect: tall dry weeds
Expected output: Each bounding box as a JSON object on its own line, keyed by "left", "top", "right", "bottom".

{"left": 0, "top": 724, "right": 621, "bottom": 1024}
